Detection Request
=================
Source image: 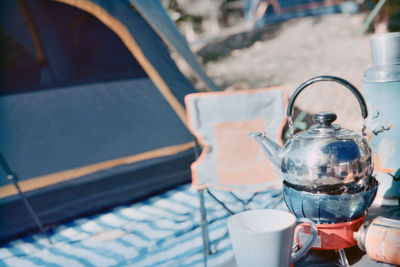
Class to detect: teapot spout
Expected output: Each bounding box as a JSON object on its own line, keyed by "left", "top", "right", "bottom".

{"left": 249, "top": 132, "right": 283, "bottom": 169}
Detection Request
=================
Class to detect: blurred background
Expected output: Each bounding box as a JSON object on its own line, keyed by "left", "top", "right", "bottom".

{"left": 163, "top": 0, "right": 400, "bottom": 132}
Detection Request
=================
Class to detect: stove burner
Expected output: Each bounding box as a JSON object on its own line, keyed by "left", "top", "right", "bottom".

{"left": 283, "top": 177, "right": 378, "bottom": 224}
{"left": 283, "top": 176, "right": 378, "bottom": 195}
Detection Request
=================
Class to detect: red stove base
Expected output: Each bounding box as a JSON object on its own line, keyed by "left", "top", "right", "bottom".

{"left": 294, "top": 215, "right": 366, "bottom": 250}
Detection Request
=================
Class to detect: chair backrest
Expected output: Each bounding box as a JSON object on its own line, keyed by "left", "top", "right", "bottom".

{"left": 185, "top": 87, "right": 287, "bottom": 192}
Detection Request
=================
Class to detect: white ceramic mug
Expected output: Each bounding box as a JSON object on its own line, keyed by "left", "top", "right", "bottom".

{"left": 227, "top": 209, "right": 317, "bottom": 267}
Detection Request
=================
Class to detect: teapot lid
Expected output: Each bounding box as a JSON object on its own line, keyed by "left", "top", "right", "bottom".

{"left": 293, "top": 111, "right": 355, "bottom": 139}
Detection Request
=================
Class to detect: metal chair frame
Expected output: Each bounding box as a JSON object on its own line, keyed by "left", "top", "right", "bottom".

{"left": 195, "top": 139, "right": 283, "bottom": 266}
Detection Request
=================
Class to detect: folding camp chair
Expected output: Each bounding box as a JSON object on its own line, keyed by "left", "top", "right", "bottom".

{"left": 184, "top": 87, "right": 288, "bottom": 266}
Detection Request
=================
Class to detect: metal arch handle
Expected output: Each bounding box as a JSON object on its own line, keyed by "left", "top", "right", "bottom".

{"left": 286, "top": 75, "right": 368, "bottom": 119}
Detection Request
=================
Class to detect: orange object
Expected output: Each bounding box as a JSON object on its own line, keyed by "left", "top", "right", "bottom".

{"left": 294, "top": 216, "right": 366, "bottom": 250}
{"left": 363, "top": 217, "right": 400, "bottom": 266}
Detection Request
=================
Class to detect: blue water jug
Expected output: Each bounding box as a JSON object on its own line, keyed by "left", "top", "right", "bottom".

{"left": 363, "top": 32, "right": 400, "bottom": 206}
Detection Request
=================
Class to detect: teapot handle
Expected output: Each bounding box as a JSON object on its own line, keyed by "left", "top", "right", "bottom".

{"left": 287, "top": 75, "right": 368, "bottom": 119}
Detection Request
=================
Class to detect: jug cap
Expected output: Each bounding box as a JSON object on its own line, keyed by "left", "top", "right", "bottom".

{"left": 371, "top": 32, "right": 400, "bottom": 65}
{"left": 363, "top": 32, "right": 400, "bottom": 83}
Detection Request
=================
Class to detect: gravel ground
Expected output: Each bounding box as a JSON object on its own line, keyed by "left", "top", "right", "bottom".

{"left": 196, "top": 13, "right": 374, "bottom": 132}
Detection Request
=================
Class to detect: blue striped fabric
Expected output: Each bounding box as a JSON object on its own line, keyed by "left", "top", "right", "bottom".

{"left": 0, "top": 185, "right": 284, "bottom": 267}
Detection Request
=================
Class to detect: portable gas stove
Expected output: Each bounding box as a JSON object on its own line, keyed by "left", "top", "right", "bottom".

{"left": 284, "top": 178, "right": 379, "bottom": 266}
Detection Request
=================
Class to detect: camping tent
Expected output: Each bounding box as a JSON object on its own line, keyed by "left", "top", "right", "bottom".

{"left": 0, "top": 0, "right": 217, "bottom": 242}
{"left": 244, "top": 0, "right": 342, "bottom": 27}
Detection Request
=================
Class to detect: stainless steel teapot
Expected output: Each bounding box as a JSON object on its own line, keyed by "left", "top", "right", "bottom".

{"left": 250, "top": 76, "right": 373, "bottom": 193}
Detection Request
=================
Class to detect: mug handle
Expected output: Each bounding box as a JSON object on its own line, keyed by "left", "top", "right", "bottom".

{"left": 290, "top": 218, "right": 318, "bottom": 262}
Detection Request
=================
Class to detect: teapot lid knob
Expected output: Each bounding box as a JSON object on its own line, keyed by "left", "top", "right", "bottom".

{"left": 313, "top": 112, "right": 337, "bottom": 126}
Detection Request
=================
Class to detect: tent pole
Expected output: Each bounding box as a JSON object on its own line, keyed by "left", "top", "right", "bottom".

{"left": 17, "top": 0, "right": 47, "bottom": 63}
{"left": 0, "top": 153, "right": 52, "bottom": 244}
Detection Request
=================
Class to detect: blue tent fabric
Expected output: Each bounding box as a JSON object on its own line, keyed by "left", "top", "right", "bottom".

{"left": 0, "top": 78, "right": 193, "bottom": 181}
{"left": 1, "top": 0, "right": 196, "bottom": 99}
{"left": 130, "top": 0, "right": 220, "bottom": 92}
{"left": 257, "top": 6, "right": 341, "bottom": 27}
{"left": 0, "top": 150, "right": 195, "bottom": 243}
{"left": 276, "top": 0, "right": 328, "bottom": 9}
{"left": 243, "top": 0, "right": 342, "bottom": 27}
{"left": 0, "top": 0, "right": 205, "bottom": 241}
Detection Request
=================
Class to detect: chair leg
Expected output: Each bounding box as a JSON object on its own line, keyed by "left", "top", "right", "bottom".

{"left": 199, "top": 189, "right": 210, "bottom": 266}
{"left": 210, "top": 228, "right": 229, "bottom": 255}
